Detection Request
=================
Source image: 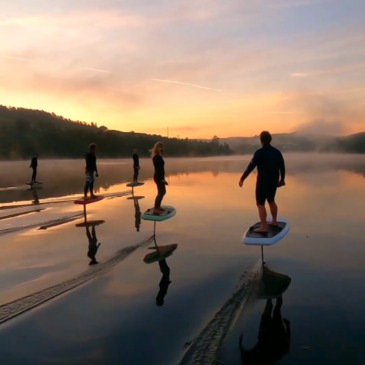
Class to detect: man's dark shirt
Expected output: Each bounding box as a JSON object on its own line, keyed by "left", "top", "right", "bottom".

{"left": 85, "top": 152, "right": 97, "bottom": 173}
{"left": 153, "top": 155, "right": 165, "bottom": 181}
{"left": 30, "top": 157, "right": 38, "bottom": 168}
{"left": 241, "top": 144, "right": 285, "bottom": 186}
{"left": 133, "top": 153, "right": 139, "bottom": 167}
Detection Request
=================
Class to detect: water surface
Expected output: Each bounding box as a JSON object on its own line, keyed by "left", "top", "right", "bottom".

{"left": 0, "top": 154, "right": 364, "bottom": 364}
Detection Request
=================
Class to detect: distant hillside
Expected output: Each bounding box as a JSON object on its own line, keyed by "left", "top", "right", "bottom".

{"left": 221, "top": 132, "right": 365, "bottom": 154}
{"left": 0, "top": 106, "right": 232, "bottom": 159}
{"left": 322, "top": 132, "right": 365, "bottom": 153}
{"left": 1, "top": 105, "right": 364, "bottom": 158}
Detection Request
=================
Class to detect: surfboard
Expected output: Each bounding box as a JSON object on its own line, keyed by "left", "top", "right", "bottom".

{"left": 142, "top": 206, "right": 176, "bottom": 222}
{"left": 27, "top": 187, "right": 42, "bottom": 191}
{"left": 26, "top": 181, "right": 43, "bottom": 185}
{"left": 143, "top": 244, "right": 178, "bottom": 264}
{"left": 127, "top": 196, "right": 145, "bottom": 200}
{"left": 242, "top": 219, "right": 289, "bottom": 245}
{"left": 75, "top": 219, "right": 105, "bottom": 228}
{"left": 74, "top": 196, "right": 104, "bottom": 205}
{"left": 126, "top": 182, "right": 144, "bottom": 187}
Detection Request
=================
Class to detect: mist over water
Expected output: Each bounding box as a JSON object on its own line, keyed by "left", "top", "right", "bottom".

{"left": 0, "top": 153, "right": 364, "bottom": 204}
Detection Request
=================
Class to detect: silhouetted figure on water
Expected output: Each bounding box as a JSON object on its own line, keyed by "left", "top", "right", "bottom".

{"left": 84, "top": 143, "right": 99, "bottom": 199}
{"left": 86, "top": 225, "right": 101, "bottom": 265}
{"left": 156, "top": 259, "right": 172, "bottom": 307}
{"left": 151, "top": 142, "right": 168, "bottom": 215}
{"left": 29, "top": 153, "right": 39, "bottom": 183}
{"left": 239, "top": 296, "right": 291, "bottom": 364}
{"left": 132, "top": 149, "right": 140, "bottom": 183}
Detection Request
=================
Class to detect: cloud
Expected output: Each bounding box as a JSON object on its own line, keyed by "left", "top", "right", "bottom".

{"left": 290, "top": 62, "right": 365, "bottom": 79}
{"left": 295, "top": 119, "right": 347, "bottom": 135}
{"left": 290, "top": 73, "right": 308, "bottom": 78}
{"left": 268, "top": 0, "right": 327, "bottom": 9}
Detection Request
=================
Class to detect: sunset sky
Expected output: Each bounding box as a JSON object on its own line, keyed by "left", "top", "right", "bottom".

{"left": 1, "top": 0, "right": 364, "bottom": 139}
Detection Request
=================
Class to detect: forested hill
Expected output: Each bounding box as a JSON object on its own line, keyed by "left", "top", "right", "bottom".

{"left": 0, "top": 106, "right": 232, "bottom": 159}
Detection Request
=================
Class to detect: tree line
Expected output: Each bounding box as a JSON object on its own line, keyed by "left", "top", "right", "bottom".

{"left": 0, "top": 106, "right": 232, "bottom": 159}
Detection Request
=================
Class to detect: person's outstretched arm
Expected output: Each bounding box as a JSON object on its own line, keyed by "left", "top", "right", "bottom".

{"left": 239, "top": 153, "right": 257, "bottom": 187}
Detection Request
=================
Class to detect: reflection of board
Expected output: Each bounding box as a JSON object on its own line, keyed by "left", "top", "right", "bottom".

{"left": 126, "top": 182, "right": 144, "bottom": 187}
{"left": 26, "top": 181, "right": 43, "bottom": 185}
{"left": 257, "top": 266, "right": 291, "bottom": 299}
{"left": 127, "top": 196, "right": 145, "bottom": 200}
{"left": 143, "top": 244, "right": 178, "bottom": 263}
{"left": 75, "top": 219, "right": 105, "bottom": 228}
{"left": 142, "top": 206, "right": 176, "bottom": 222}
{"left": 74, "top": 196, "right": 104, "bottom": 205}
{"left": 27, "top": 187, "right": 42, "bottom": 191}
{"left": 242, "top": 219, "right": 289, "bottom": 245}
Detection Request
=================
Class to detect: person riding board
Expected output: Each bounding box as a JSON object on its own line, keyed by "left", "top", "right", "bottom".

{"left": 239, "top": 131, "right": 286, "bottom": 233}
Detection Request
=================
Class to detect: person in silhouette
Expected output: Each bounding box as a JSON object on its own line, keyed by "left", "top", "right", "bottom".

{"left": 134, "top": 198, "right": 141, "bottom": 232}
{"left": 239, "top": 296, "right": 291, "bottom": 364}
{"left": 151, "top": 142, "right": 168, "bottom": 214}
{"left": 238, "top": 131, "right": 285, "bottom": 233}
{"left": 86, "top": 225, "right": 101, "bottom": 265}
{"left": 156, "top": 259, "right": 172, "bottom": 307}
{"left": 29, "top": 153, "right": 39, "bottom": 183}
{"left": 84, "top": 143, "right": 99, "bottom": 199}
{"left": 132, "top": 149, "right": 140, "bottom": 183}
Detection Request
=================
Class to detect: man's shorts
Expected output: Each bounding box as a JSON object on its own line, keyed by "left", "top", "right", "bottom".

{"left": 85, "top": 172, "right": 95, "bottom": 184}
{"left": 256, "top": 183, "right": 277, "bottom": 205}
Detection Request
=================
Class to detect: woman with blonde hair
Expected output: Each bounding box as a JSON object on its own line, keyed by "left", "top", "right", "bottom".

{"left": 151, "top": 142, "right": 168, "bottom": 214}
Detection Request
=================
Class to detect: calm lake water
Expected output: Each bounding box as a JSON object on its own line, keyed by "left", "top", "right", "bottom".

{"left": 0, "top": 154, "right": 365, "bottom": 365}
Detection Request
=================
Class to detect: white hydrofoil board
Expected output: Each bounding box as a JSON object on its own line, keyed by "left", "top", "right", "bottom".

{"left": 242, "top": 219, "right": 290, "bottom": 245}
{"left": 142, "top": 206, "right": 176, "bottom": 222}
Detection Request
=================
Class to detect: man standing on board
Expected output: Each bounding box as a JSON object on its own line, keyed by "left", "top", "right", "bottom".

{"left": 84, "top": 143, "right": 99, "bottom": 199}
{"left": 29, "top": 153, "right": 39, "bottom": 183}
{"left": 238, "top": 131, "right": 285, "bottom": 233}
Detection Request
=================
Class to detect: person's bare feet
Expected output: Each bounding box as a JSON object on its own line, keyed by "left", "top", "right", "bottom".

{"left": 153, "top": 208, "right": 166, "bottom": 215}
{"left": 268, "top": 221, "right": 278, "bottom": 226}
{"left": 253, "top": 226, "right": 268, "bottom": 233}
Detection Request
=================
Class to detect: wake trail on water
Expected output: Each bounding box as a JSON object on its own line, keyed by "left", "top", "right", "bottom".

{"left": 0, "top": 190, "right": 130, "bottom": 210}
{"left": 0, "top": 191, "right": 132, "bottom": 235}
{"left": 0, "top": 213, "right": 85, "bottom": 236}
{"left": 0, "top": 235, "right": 154, "bottom": 325}
{"left": 0, "top": 208, "right": 46, "bottom": 220}
{"left": 179, "top": 260, "right": 263, "bottom": 365}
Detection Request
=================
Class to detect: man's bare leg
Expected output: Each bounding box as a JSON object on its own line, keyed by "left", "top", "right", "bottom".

{"left": 268, "top": 201, "right": 278, "bottom": 225}
{"left": 254, "top": 204, "right": 268, "bottom": 232}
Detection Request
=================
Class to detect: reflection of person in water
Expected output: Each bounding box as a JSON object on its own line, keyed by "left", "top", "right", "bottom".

{"left": 156, "top": 259, "right": 172, "bottom": 307}
{"left": 239, "top": 296, "right": 291, "bottom": 364}
{"left": 134, "top": 198, "right": 141, "bottom": 232}
{"left": 30, "top": 187, "right": 40, "bottom": 204}
{"left": 86, "top": 225, "right": 101, "bottom": 265}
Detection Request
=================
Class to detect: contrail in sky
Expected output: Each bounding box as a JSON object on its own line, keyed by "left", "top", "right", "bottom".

{"left": 152, "top": 78, "right": 222, "bottom": 91}
{"left": 82, "top": 67, "right": 110, "bottom": 74}
{"left": 3, "top": 56, "right": 27, "bottom": 61}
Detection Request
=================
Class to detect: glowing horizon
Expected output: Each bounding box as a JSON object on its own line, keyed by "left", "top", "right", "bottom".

{"left": 1, "top": 1, "right": 364, "bottom": 139}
